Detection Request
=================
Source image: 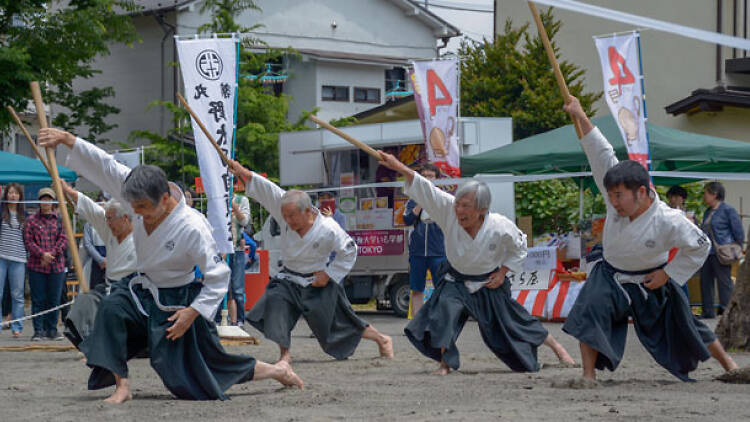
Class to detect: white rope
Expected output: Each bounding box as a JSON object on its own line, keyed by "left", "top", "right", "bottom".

{"left": 0, "top": 300, "right": 74, "bottom": 328}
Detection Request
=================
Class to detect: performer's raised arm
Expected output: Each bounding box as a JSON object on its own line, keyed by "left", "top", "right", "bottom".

{"left": 61, "top": 181, "right": 111, "bottom": 245}
{"left": 228, "top": 160, "right": 285, "bottom": 225}
{"left": 38, "top": 128, "right": 132, "bottom": 210}
{"left": 186, "top": 218, "right": 230, "bottom": 320}
{"left": 563, "top": 96, "right": 618, "bottom": 197}
{"left": 377, "top": 151, "right": 454, "bottom": 230}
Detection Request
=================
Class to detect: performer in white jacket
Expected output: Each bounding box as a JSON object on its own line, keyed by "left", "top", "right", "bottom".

{"left": 561, "top": 96, "right": 737, "bottom": 383}
{"left": 228, "top": 160, "right": 393, "bottom": 363}
{"left": 38, "top": 128, "right": 303, "bottom": 404}
{"left": 377, "top": 152, "right": 575, "bottom": 375}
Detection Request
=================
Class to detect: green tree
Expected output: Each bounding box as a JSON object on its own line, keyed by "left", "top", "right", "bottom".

{"left": 0, "top": 0, "right": 138, "bottom": 142}
{"left": 459, "top": 9, "right": 604, "bottom": 235}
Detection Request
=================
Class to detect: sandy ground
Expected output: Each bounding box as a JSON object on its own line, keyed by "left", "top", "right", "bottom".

{"left": 1, "top": 312, "right": 749, "bottom": 422}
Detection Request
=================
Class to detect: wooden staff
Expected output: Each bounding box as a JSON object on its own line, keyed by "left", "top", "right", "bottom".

{"left": 308, "top": 114, "right": 380, "bottom": 159}
{"left": 176, "top": 92, "right": 229, "bottom": 165}
{"left": 6, "top": 106, "right": 53, "bottom": 174}
{"left": 528, "top": 1, "right": 584, "bottom": 139}
{"left": 29, "top": 81, "right": 88, "bottom": 293}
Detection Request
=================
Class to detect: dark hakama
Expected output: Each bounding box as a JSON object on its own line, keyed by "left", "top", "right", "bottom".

{"left": 247, "top": 272, "right": 368, "bottom": 360}
{"left": 64, "top": 276, "right": 132, "bottom": 349}
{"left": 80, "top": 281, "right": 256, "bottom": 400}
{"left": 405, "top": 264, "right": 549, "bottom": 372}
{"left": 562, "top": 260, "right": 716, "bottom": 381}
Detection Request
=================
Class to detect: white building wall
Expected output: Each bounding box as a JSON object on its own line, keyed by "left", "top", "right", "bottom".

{"left": 314, "top": 61, "right": 389, "bottom": 122}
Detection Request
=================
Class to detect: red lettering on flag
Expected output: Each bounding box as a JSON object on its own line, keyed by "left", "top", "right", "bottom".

{"left": 608, "top": 46, "right": 635, "bottom": 95}
{"left": 426, "top": 69, "right": 452, "bottom": 116}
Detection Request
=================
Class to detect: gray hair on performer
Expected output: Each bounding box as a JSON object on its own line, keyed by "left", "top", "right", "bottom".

{"left": 455, "top": 181, "right": 491, "bottom": 214}
{"left": 122, "top": 165, "right": 170, "bottom": 205}
{"left": 280, "top": 190, "right": 313, "bottom": 213}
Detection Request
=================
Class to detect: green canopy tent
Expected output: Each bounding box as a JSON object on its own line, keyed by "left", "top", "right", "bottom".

{"left": 0, "top": 150, "right": 77, "bottom": 184}
{"left": 461, "top": 115, "right": 750, "bottom": 185}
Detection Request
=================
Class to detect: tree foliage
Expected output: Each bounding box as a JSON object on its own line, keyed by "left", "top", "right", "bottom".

{"left": 458, "top": 9, "right": 604, "bottom": 235}
{"left": 0, "top": 0, "right": 138, "bottom": 142}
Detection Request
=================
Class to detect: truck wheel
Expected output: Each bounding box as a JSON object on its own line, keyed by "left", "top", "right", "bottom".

{"left": 389, "top": 279, "right": 410, "bottom": 318}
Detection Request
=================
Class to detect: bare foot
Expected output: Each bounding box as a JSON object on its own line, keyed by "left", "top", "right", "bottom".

{"left": 276, "top": 361, "right": 304, "bottom": 389}
{"left": 378, "top": 335, "right": 394, "bottom": 359}
{"left": 279, "top": 353, "right": 292, "bottom": 364}
{"left": 432, "top": 362, "right": 450, "bottom": 376}
{"left": 557, "top": 350, "right": 577, "bottom": 366}
{"left": 103, "top": 384, "right": 132, "bottom": 404}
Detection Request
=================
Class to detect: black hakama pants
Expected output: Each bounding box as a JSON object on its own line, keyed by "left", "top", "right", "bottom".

{"left": 563, "top": 260, "right": 716, "bottom": 381}
{"left": 64, "top": 276, "right": 132, "bottom": 349}
{"left": 247, "top": 276, "right": 368, "bottom": 360}
{"left": 79, "top": 281, "right": 256, "bottom": 400}
{"left": 405, "top": 264, "right": 549, "bottom": 372}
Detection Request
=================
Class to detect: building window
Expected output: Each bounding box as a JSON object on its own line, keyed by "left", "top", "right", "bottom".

{"left": 354, "top": 87, "right": 380, "bottom": 104}
{"left": 322, "top": 85, "right": 349, "bottom": 102}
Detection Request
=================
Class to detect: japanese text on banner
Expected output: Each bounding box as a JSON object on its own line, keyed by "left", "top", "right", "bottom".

{"left": 176, "top": 37, "right": 238, "bottom": 253}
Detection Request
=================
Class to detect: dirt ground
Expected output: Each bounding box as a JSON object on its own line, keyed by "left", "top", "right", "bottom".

{"left": 1, "top": 312, "right": 749, "bottom": 422}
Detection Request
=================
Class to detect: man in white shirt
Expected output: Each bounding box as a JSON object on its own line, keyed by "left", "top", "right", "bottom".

{"left": 561, "top": 96, "right": 737, "bottom": 383}
{"left": 38, "top": 128, "right": 303, "bottom": 404}
{"left": 377, "top": 153, "right": 575, "bottom": 375}
{"left": 61, "top": 182, "right": 138, "bottom": 348}
{"left": 228, "top": 160, "right": 394, "bottom": 363}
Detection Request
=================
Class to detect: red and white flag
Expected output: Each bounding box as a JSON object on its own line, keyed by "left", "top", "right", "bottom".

{"left": 411, "top": 59, "right": 460, "bottom": 177}
{"left": 594, "top": 32, "right": 649, "bottom": 169}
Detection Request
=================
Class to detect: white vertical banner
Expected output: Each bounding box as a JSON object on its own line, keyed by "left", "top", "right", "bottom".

{"left": 594, "top": 32, "right": 649, "bottom": 169}
{"left": 112, "top": 148, "right": 142, "bottom": 169}
{"left": 411, "top": 59, "right": 460, "bottom": 177}
{"left": 176, "top": 35, "right": 238, "bottom": 253}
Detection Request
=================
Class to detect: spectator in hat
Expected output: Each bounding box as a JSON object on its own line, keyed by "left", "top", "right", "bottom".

{"left": 23, "top": 187, "right": 67, "bottom": 341}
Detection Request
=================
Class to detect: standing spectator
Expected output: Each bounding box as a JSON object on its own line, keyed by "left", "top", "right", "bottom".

{"left": 83, "top": 217, "right": 107, "bottom": 290}
{"left": 666, "top": 185, "right": 693, "bottom": 300}
{"left": 319, "top": 191, "right": 346, "bottom": 228}
{"left": 24, "top": 187, "right": 67, "bottom": 340}
{"left": 700, "top": 181, "right": 745, "bottom": 319}
{"left": 403, "top": 163, "right": 447, "bottom": 317}
{"left": 0, "top": 183, "right": 28, "bottom": 337}
{"left": 228, "top": 192, "right": 250, "bottom": 326}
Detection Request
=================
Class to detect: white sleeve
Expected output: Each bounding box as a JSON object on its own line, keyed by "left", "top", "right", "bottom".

{"left": 325, "top": 226, "right": 357, "bottom": 283}
{"left": 75, "top": 194, "right": 112, "bottom": 245}
{"left": 579, "top": 127, "right": 619, "bottom": 203}
{"left": 66, "top": 137, "right": 133, "bottom": 213}
{"left": 246, "top": 172, "right": 285, "bottom": 227}
{"left": 499, "top": 220, "right": 528, "bottom": 274}
{"left": 403, "top": 173, "right": 454, "bottom": 230}
{"left": 663, "top": 216, "right": 711, "bottom": 285}
{"left": 187, "top": 216, "right": 230, "bottom": 319}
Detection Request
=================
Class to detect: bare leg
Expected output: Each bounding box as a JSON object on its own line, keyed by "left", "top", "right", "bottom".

{"left": 279, "top": 345, "right": 292, "bottom": 363}
{"left": 433, "top": 348, "right": 450, "bottom": 375}
{"left": 580, "top": 342, "right": 598, "bottom": 380}
{"left": 252, "top": 360, "right": 304, "bottom": 389}
{"left": 543, "top": 334, "right": 576, "bottom": 365}
{"left": 228, "top": 296, "right": 238, "bottom": 325}
{"left": 361, "top": 325, "right": 393, "bottom": 358}
{"left": 708, "top": 339, "right": 738, "bottom": 371}
{"left": 410, "top": 291, "right": 425, "bottom": 317}
{"left": 104, "top": 373, "right": 132, "bottom": 404}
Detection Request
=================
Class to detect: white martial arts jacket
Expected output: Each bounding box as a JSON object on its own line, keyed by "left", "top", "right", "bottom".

{"left": 405, "top": 173, "right": 528, "bottom": 276}
{"left": 581, "top": 127, "right": 711, "bottom": 285}
{"left": 75, "top": 194, "right": 137, "bottom": 282}
{"left": 67, "top": 138, "right": 230, "bottom": 320}
{"left": 247, "top": 173, "right": 357, "bottom": 283}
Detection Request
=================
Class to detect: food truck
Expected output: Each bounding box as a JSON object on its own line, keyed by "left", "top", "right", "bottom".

{"left": 257, "top": 117, "right": 513, "bottom": 317}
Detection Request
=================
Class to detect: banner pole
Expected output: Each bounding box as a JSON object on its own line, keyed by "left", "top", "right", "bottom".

{"left": 29, "top": 82, "right": 88, "bottom": 293}
{"left": 528, "top": 2, "right": 584, "bottom": 139}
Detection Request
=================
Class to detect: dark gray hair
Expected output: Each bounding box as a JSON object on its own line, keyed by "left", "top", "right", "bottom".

{"left": 455, "top": 180, "right": 491, "bottom": 213}
{"left": 122, "top": 165, "right": 170, "bottom": 205}
{"left": 105, "top": 200, "right": 131, "bottom": 220}
{"left": 280, "top": 190, "right": 313, "bottom": 213}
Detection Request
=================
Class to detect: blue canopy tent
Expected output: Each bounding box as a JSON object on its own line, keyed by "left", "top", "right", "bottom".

{"left": 0, "top": 150, "right": 77, "bottom": 184}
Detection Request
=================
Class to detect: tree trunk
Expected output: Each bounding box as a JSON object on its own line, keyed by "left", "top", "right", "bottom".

{"left": 715, "top": 258, "right": 750, "bottom": 350}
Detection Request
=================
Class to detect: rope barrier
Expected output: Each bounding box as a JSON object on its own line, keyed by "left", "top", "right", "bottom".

{"left": 0, "top": 300, "right": 74, "bottom": 328}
